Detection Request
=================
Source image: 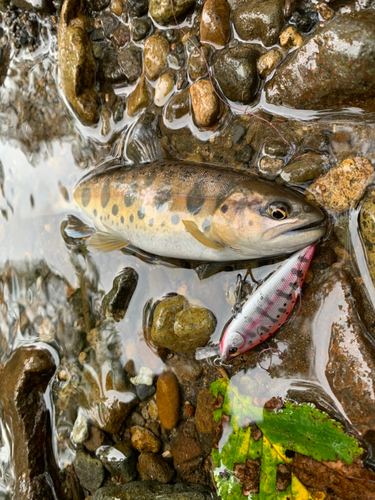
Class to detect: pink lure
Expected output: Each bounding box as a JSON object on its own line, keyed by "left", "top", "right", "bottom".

{"left": 220, "top": 244, "right": 315, "bottom": 361}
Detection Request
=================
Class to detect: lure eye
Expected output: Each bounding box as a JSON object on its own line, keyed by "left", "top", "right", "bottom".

{"left": 267, "top": 203, "right": 289, "bottom": 220}
{"left": 229, "top": 347, "right": 239, "bottom": 356}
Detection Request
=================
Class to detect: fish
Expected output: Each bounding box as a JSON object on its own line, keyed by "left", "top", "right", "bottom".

{"left": 73, "top": 161, "right": 325, "bottom": 262}
{"left": 219, "top": 244, "right": 315, "bottom": 361}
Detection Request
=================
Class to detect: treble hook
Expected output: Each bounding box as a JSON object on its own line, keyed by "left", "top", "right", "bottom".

{"left": 231, "top": 273, "right": 245, "bottom": 317}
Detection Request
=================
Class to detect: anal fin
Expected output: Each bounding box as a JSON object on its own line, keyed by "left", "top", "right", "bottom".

{"left": 182, "top": 220, "right": 224, "bottom": 250}
{"left": 88, "top": 224, "right": 129, "bottom": 253}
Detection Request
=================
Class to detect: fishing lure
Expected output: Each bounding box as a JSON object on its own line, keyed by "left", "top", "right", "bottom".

{"left": 196, "top": 244, "right": 315, "bottom": 362}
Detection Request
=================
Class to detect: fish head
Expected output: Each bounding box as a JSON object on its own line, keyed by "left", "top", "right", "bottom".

{"left": 220, "top": 330, "right": 246, "bottom": 362}
{"left": 213, "top": 180, "right": 325, "bottom": 258}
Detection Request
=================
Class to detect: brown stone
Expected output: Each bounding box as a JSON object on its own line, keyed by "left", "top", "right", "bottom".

{"left": 137, "top": 452, "right": 174, "bottom": 483}
{"left": 156, "top": 371, "right": 180, "bottom": 430}
{"left": 127, "top": 75, "right": 153, "bottom": 116}
{"left": 306, "top": 157, "right": 373, "bottom": 214}
{"left": 58, "top": 0, "right": 99, "bottom": 125}
{"left": 190, "top": 79, "right": 219, "bottom": 128}
{"left": 131, "top": 425, "right": 161, "bottom": 453}
{"left": 84, "top": 425, "right": 105, "bottom": 452}
{"left": 171, "top": 435, "right": 201, "bottom": 468}
{"left": 195, "top": 389, "right": 217, "bottom": 434}
{"left": 200, "top": 0, "right": 230, "bottom": 48}
{"left": 144, "top": 35, "right": 170, "bottom": 81}
{"left": 0, "top": 346, "right": 63, "bottom": 500}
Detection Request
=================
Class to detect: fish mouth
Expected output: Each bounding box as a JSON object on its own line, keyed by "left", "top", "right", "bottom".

{"left": 282, "top": 219, "right": 326, "bottom": 237}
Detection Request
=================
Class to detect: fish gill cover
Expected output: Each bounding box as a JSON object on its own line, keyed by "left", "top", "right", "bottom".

{"left": 210, "top": 378, "right": 363, "bottom": 499}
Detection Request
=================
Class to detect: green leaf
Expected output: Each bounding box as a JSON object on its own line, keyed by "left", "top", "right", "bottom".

{"left": 209, "top": 378, "right": 363, "bottom": 500}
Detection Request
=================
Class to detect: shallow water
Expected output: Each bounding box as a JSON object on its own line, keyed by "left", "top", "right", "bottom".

{"left": 1, "top": 4, "right": 375, "bottom": 499}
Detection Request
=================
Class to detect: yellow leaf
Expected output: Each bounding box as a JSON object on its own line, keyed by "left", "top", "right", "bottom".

{"left": 291, "top": 474, "right": 325, "bottom": 500}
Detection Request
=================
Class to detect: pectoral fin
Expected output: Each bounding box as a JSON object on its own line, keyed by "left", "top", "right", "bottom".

{"left": 182, "top": 220, "right": 224, "bottom": 250}
{"left": 88, "top": 224, "right": 129, "bottom": 253}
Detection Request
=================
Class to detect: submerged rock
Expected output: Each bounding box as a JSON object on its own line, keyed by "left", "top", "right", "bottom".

{"left": 360, "top": 196, "right": 375, "bottom": 286}
{"left": 190, "top": 79, "right": 219, "bottom": 127}
{"left": 232, "top": 0, "right": 284, "bottom": 46}
{"left": 92, "top": 481, "right": 218, "bottom": 499}
{"left": 200, "top": 0, "right": 230, "bottom": 48}
{"left": 150, "top": 295, "right": 216, "bottom": 353}
{"left": 188, "top": 45, "right": 211, "bottom": 81}
{"left": 306, "top": 157, "right": 373, "bottom": 214}
{"left": 256, "top": 48, "right": 283, "bottom": 79}
{"left": 279, "top": 153, "right": 325, "bottom": 184}
{"left": 144, "top": 35, "right": 170, "bottom": 81}
{"left": 74, "top": 449, "right": 105, "bottom": 492}
{"left": 58, "top": 0, "right": 99, "bottom": 125}
{"left": 97, "top": 442, "right": 137, "bottom": 482}
{"left": 154, "top": 73, "right": 174, "bottom": 107}
{"left": 156, "top": 371, "right": 180, "bottom": 430}
{"left": 102, "top": 268, "right": 138, "bottom": 322}
{"left": 72, "top": 414, "right": 89, "bottom": 444}
{"left": 149, "top": 0, "right": 195, "bottom": 24}
{"left": 0, "top": 346, "right": 60, "bottom": 500}
{"left": 195, "top": 389, "right": 217, "bottom": 434}
{"left": 213, "top": 44, "right": 259, "bottom": 104}
{"left": 127, "top": 75, "right": 153, "bottom": 116}
{"left": 131, "top": 425, "right": 161, "bottom": 453}
{"left": 265, "top": 10, "right": 375, "bottom": 111}
{"left": 137, "top": 452, "right": 174, "bottom": 483}
{"left": 131, "top": 17, "right": 153, "bottom": 41}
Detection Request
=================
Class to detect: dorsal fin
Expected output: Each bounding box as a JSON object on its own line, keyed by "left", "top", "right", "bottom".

{"left": 182, "top": 220, "right": 224, "bottom": 250}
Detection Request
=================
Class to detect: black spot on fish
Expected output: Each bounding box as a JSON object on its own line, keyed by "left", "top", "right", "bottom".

{"left": 82, "top": 185, "right": 91, "bottom": 207}
{"left": 154, "top": 188, "right": 172, "bottom": 212}
{"left": 171, "top": 214, "right": 180, "bottom": 225}
{"left": 138, "top": 207, "right": 145, "bottom": 220}
{"left": 187, "top": 181, "right": 205, "bottom": 215}
{"left": 121, "top": 216, "right": 124, "bottom": 224}
{"left": 101, "top": 179, "right": 110, "bottom": 208}
{"left": 277, "top": 290, "right": 290, "bottom": 299}
{"left": 93, "top": 209, "right": 97, "bottom": 217}
{"left": 292, "top": 282, "right": 299, "bottom": 290}
{"left": 248, "top": 221, "right": 253, "bottom": 226}
{"left": 149, "top": 218, "right": 154, "bottom": 227}
{"left": 301, "top": 256, "right": 309, "bottom": 263}
{"left": 278, "top": 308, "right": 286, "bottom": 314}
{"left": 221, "top": 204, "right": 228, "bottom": 214}
{"left": 124, "top": 184, "right": 137, "bottom": 207}
{"left": 297, "top": 270, "right": 303, "bottom": 278}
{"left": 112, "top": 204, "right": 118, "bottom": 216}
{"left": 249, "top": 332, "right": 257, "bottom": 338}
{"left": 161, "top": 221, "right": 165, "bottom": 227}
{"left": 130, "top": 214, "right": 134, "bottom": 223}
{"left": 202, "top": 219, "right": 211, "bottom": 232}
{"left": 100, "top": 216, "right": 103, "bottom": 221}
{"left": 284, "top": 303, "right": 287, "bottom": 307}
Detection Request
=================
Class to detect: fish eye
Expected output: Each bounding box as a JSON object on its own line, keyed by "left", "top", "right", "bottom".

{"left": 229, "top": 347, "right": 239, "bottom": 356}
{"left": 267, "top": 203, "right": 289, "bottom": 220}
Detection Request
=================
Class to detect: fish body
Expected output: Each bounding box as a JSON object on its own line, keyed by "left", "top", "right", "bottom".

{"left": 74, "top": 160, "right": 325, "bottom": 261}
{"left": 220, "top": 244, "right": 315, "bottom": 361}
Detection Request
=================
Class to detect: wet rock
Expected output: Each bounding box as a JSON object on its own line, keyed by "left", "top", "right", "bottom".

{"left": 128, "top": 0, "right": 148, "bottom": 16}
{"left": 156, "top": 371, "right": 180, "bottom": 430}
{"left": 190, "top": 79, "right": 219, "bottom": 127}
{"left": 213, "top": 44, "right": 259, "bottom": 104}
{"left": 111, "top": 24, "right": 131, "bottom": 49}
{"left": 188, "top": 45, "right": 211, "bottom": 81}
{"left": 92, "top": 481, "right": 218, "bottom": 499}
{"left": 110, "top": 0, "right": 123, "bottom": 15}
{"left": 74, "top": 449, "right": 105, "bottom": 492}
{"left": 137, "top": 453, "right": 174, "bottom": 483}
{"left": 360, "top": 196, "right": 375, "bottom": 285}
{"left": 306, "top": 157, "right": 373, "bottom": 214}
{"left": 259, "top": 156, "right": 283, "bottom": 180}
{"left": 84, "top": 425, "right": 106, "bottom": 452}
{"left": 131, "top": 366, "right": 154, "bottom": 386}
{"left": 171, "top": 434, "right": 201, "bottom": 468}
{"left": 102, "top": 268, "right": 139, "bottom": 322}
{"left": 72, "top": 414, "right": 89, "bottom": 444}
{"left": 131, "top": 425, "right": 161, "bottom": 452}
{"left": 155, "top": 73, "right": 174, "bottom": 106}
{"left": 118, "top": 47, "right": 142, "bottom": 83}
{"left": 150, "top": 295, "right": 216, "bottom": 353}
{"left": 236, "top": 144, "right": 254, "bottom": 164}
{"left": 279, "top": 153, "right": 325, "bottom": 184}
{"left": 136, "top": 383, "right": 156, "bottom": 400}
{"left": 100, "top": 48, "right": 127, "bottom": 84}
{"left": 101, "top": 12, "right": 119, "bottom": 38}
{"left": 167, "top": 355, "right": 202, "bottom": 384}
{"left": 87, "top": 0, "right": 110, "bottom": 11}
{"left": 265, "top": 10, "right": 375, "bottom": 111}
{"left": 164, "top": 88, "right": 190, "bottom": 122}
{"left": 279, "top": 26, "right": 303, "bottom": 49}
{"left": 131, "top": 17, "right": 152, "bottom": 41}
{"left": 144, "top": 35, "right": 170, "bottom": 81}
{"left": 200, "top": 0, "right": 230, "bottom": 48}
{"left": 97, "top": 442, "right": 137, "bottom": 482}
{"left": 256, "top": 48, "right": 283, "bottom": 78}
{"left": 0, "top": 346, "right": 60, "bottom": 500}
{"left": 289, "top": 7, "right": 318, "bottom": 33}
{"left": 149, "top": 0, "right": 195, "bottom": 24}
{"left": 232, "top": 0, "right": 284, "bottom": 46}
{"left": 316, "top": 2, "right": 334, "bottom": 21}
{"left": 195, "top": 389, "right": 217, "bottom": 434}
{"left": 127, "top": 75, "right": 153, "bottom": 116}
{"left": 58, "top": 0, "right": 99, "bottom": 125}
{"left": 324, "top": 272, "right": 375, "bottom": 436}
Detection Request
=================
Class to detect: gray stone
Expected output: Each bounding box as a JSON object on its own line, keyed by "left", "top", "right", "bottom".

{"left": 72, "top": 414, "right": 89, "bottom": 444}
{"left": 102, "top": 268, "right": 138, "bottom": 322}
{"left": 74, "top": 449, "right": 105, "bottom": 492}
{"left": 92, "top": 481, "right": 219, "bottom": 499}
{"left": 213, "top": 44, "right": 259, "bottom": 104}
{"left": 232, "top": 0, "right": 284, "bottom": 46}
{"left": 137, "top": 453, "right": 174, "bottom": 483}
{"left": 131, "top": 17, "right": 152, "bottom": 41}
{"left": 149, "top": 0, "right": 195, "bottom": 24}
{"left": 97, "top": 442, "right": 137, "bottom": 482}
{"left": 265, "top": 10, "right": 375, "bottom": 111}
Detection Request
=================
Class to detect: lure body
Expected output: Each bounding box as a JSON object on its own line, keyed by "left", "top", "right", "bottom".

{"left": 220, "top": 245, "right": 315, "bottom": 361}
